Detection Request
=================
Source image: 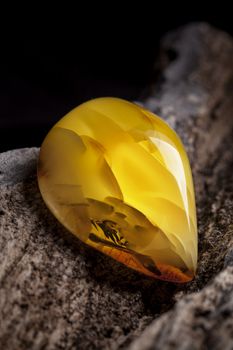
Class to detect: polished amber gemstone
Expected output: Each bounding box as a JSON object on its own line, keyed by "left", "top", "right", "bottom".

{"left": 38, "top": 98, "right": 197, "bottom": 282}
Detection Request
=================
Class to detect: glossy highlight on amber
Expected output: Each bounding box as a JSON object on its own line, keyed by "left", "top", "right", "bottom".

{"left": 38, "top": 97, "right": 197, "bottom": 282}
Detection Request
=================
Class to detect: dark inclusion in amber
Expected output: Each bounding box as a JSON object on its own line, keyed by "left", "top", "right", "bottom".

{"left": 38, "top": 97, "right": 197, "bottom": 283}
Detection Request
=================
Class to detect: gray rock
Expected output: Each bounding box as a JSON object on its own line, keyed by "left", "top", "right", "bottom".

{"left": 0, "top": 148, "right": 38, "bottom": 185}
{"left": 0, "top": 23, "right": 233, "bottom": 349}
{"left": 129, "top": 267, "right": 233, "bottom": 350}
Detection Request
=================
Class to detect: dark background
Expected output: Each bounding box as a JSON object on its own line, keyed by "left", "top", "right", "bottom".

{"left": 1, "top": 8, "right": 232, "bottom": 152}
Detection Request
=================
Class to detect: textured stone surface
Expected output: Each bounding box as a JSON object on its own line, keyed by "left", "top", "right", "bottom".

{"left": 129, "top": 268, "right": 233, "bottom": 350}
{"left": 0, "top": 23, "right": 233, "bottom": 349}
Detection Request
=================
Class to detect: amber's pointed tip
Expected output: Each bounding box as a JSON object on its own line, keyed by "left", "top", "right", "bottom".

{"left": 154, "top": 263, "right": 195, "bottom": 283}
{"left": 181, "top": 269, "right": 196, "bottom": 283}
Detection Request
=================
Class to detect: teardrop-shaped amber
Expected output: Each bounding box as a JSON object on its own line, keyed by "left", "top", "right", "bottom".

{"left": 38, "top": 97, "right": 197, "bottom": 282}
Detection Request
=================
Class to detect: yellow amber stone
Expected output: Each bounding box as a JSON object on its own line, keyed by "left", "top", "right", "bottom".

{"left": 38, "top": 97, "right": 197, "bottom": 283}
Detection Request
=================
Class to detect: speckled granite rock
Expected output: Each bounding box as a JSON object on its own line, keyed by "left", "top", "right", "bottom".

{"left": 129, "top": 267, "right": 233, "bottom": 350}
{"left": 0, "top": 23, "right": 233, "bottom": 350}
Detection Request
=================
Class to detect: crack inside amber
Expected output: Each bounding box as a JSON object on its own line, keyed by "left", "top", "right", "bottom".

{"left": 38, "top": 97, "right": 197, "bottom": 283}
